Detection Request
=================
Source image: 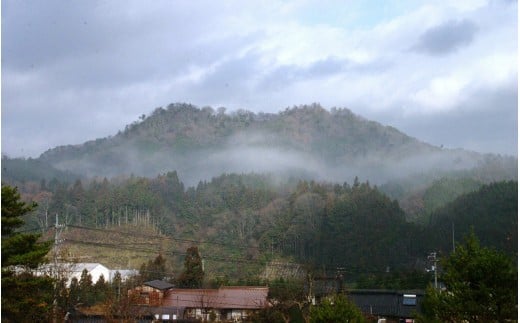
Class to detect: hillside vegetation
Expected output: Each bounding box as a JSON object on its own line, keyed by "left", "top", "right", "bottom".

{"left": 425, "top": 180, "right": 517, "bottom": 256}
{"left": 36, "top": 103, "right": 514, "bottom": 186}
{"left": 11, "top": 170, "right": 517, "bottom": 285}
{"left": 3, "top": 103, "right": 517, "bottom": 287}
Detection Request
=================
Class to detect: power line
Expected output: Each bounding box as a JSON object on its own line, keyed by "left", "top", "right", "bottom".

{"left": 52, "top": 234, "right": 424, "bottom": 285}
{"left": 67, "top": 224, "right": 259, "bottom": 251}
{"left": 64, "top": 236, "right": 391, "bottom": 275}
{"left": 65, "top": 225, "right": 381, "bottom": 273}
{"left": 53, "top": 225, "right": 409, "bottom": 275}
{"left": 16, "top": 225, "right": 52, "bottom": 233}
{"left": 65, "top": 238, "right": 267, "bottom": 266}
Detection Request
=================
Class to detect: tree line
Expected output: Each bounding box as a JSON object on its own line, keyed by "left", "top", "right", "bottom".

{"left": 4, "top": 169, "right": 516, "bottom": 287}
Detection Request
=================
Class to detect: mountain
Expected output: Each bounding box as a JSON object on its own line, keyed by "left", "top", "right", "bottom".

{"left": 37, "top": 103, "right": 512, "bottom": 186}
{"left": 1, "top": 155, "right": 81, "bottom": 184}
{"left": 4, "top": 103, "right": 516, "bottom": 285}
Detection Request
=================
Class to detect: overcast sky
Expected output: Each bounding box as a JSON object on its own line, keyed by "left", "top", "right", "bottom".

{"left": 2, "top": 0, "right": 517, "bottom": 158}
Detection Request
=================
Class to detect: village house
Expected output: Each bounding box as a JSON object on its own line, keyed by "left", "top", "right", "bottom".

{"left": 305, "top": 273, "right": 424, "bottom": 322}
{"left": 346, "top": 289, "right": 424, "bottom": 322}
{"left": 131, "top": 280, "right": 176, "bottom": 307}
{"left": 129, "top": 281, "right": 269, "bottom": 321}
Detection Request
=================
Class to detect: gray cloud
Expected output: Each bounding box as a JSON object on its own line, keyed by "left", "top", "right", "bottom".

{"left": 188, "top": 50, "right": 263, "bottom": 103}
{"left": 1, "top": 0, "right": 517, "bottom": 159}
{"left": 370, "top": 83, "right": 518, "bottom": 156}
{"left": 258, "top": 57, "right": 361, "bottom": 92}
{"left": 411, "top": 19, "right": 478, "bottom": 55}
{"left": 2, "top": 0, "right": 259, "bottom": 91}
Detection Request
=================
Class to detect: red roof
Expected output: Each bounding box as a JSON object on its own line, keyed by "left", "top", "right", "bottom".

{"left": 162, "top": 286, "right": 268, "bottom": 309}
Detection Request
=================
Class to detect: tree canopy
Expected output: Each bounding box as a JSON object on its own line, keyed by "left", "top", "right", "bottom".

{"left": 1, "top": 185, "right": 51, "bottom": 268}
{"left": 177, "top": 246, "right": 204, "bottom": 288}
{"left": 1, "top": 184, "right": 54, "bottom": 322}
{"left": 419, "top": 232, "right": 517, "bottom": 322}
{"left": 140, "top": 254, "right": 168, "bottom": 282}
{"left": 309, "top": 294, "right": 365, "bottom": 323}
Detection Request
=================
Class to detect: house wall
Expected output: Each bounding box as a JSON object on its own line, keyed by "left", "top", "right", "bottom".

{"left": 129, "top": 285, "right": 165, "bottom": 307}
{"left": 134, "top": 286, "right": 268, "bottom": 322}
{"left": 227, "top": 309, "right": 251, "bottom": 321}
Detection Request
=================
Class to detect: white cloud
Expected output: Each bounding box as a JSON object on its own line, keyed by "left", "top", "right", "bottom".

{"left": 412, "top": 75, "right": 470, "bottom": 112}
{"left": 476, "top": 54, "right": 517, "bottom": 87}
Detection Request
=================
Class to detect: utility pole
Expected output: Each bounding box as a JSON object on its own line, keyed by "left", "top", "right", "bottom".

{"left": 452, "top": 221, "right": 455, "bottom": 253}
{"left": 428, "top": 252, "right": 438, "bottom": 289}
{"left": 336, "top": 267, "right": 345, "bottom": 293}
{"left": 306, "top": 271, "right": 314, "bottom": 305}
{"left": 53, "top": 213, "right": 65, "bottom": 323}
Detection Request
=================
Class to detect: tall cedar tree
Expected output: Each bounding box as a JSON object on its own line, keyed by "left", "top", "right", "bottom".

{"left": 139, "top": 254, "right": 168, "bottom": 281}
{"left": 177, "top": 246, "right": 204, "bottom": 288}
{"left": 1, "top": 184, "right": 54, "bottom": 322}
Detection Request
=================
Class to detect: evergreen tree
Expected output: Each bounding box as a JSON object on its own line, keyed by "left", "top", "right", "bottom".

{"left": 1, "top": 184, "right": 54, "bottom": 322}
{"left": 2, "top": 185, "right": 51, "bottom": 268}
{"left": 79, "top": 269, "right": 94, "bottom": 305}
{"left": 93, "top": 274, "right": 110, "bottom": 304}
{"left": 68, "top": 277, "right": 80, "bottom": 308}
{"left": 139, "top": 254, "right": 168, "bottom": 281}
{"left": 1, "top": 271, "right": 55, "bottom": 322}
{"left": 177, "top": 246, "right": 204, "bottom": 288}
{"left": 419, "top": 232, "right": 517, "bottom": 322}
{"left": 112, "top": 271, "right": 123, "bottom": 301}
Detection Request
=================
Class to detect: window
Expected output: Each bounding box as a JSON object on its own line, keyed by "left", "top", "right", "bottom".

{"left": 402, "top": 294, "right": 416, "bottom": 306}
{"left": 140, "top": 292, "right": 150, "bottom": 301}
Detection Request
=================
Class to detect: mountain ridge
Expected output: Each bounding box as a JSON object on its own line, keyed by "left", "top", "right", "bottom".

{"left": 37, "top": 103, "right": 512, "bottom": 185}
{"left": 41, "top": 103, "right": 436, "bottom": 158}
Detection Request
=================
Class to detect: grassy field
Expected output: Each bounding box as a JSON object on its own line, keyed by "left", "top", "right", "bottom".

{"left": 52, "top": 224, "right": 178, "bottom": 271}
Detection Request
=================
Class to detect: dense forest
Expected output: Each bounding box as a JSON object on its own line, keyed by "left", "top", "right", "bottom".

{"left": 3, "top": 168, "right": 516, "bottom": 287}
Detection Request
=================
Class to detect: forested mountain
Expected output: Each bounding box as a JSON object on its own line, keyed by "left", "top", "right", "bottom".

{"left": 1, "top": 155, "right": 81, "bottom": 184}
{"left": 2, "top": 103, "right": 517, "bottom": 287}
{"left": 35, "top": 103, "right": 515, "bottom": 186}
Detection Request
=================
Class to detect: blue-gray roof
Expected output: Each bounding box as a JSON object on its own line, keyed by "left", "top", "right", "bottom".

{"left": 144, "top": 280, "right": 175, "bottom": 291}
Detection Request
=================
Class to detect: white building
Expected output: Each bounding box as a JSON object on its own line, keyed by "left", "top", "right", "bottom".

{"left": 35, "top": 262, "right": 137, "bottom": 286}
{"left": 68, "top": 263, "right": 111, "bottom": 284}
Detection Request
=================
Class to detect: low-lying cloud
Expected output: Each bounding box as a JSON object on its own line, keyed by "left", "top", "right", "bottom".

{"left": 49, "top": 129, "right": 491, "bottom": 188}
